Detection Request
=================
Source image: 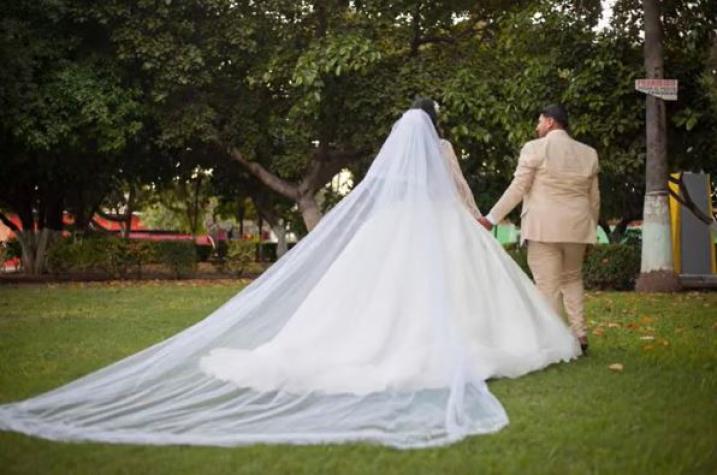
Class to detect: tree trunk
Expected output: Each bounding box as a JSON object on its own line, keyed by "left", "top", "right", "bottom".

{"left": 2, "top": 188, "right": 64, "bottom": 275}
{"left": 17, "top": 231, "right": 36, "bottom": 274}
{"left": 298, "top": 194, "right": 322, "bottom": 231}
{"left": 273, "top": 219, "right": 288, "bottom": 258}
{"left": 229, "top": 147, "right": 363, "bottom": 232}
{"left": 16, "top": 228, "right": 55, "bottom": 275}
{"left": 636, "top": 0, "right": 680, "bottom": 292}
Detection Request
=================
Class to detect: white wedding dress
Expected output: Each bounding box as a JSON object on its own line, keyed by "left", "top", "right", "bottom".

{"left": 0, "top": 110, "right": 579, "bottom": 449}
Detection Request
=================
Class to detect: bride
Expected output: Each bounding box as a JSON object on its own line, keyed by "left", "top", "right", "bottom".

{"left": 0, "top": 99, "right": 579, "bottom": 449}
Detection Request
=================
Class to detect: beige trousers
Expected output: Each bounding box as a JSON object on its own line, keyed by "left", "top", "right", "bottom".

{"left": 527, "top": 241, "right": 588, "bottom": 338}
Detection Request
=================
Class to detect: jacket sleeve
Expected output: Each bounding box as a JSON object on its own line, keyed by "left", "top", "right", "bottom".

{"left": 440, "top": 140, "right": 482, "bottom": 220}
{"left": 488, "top": 142, "right": 541, "bottom": 223}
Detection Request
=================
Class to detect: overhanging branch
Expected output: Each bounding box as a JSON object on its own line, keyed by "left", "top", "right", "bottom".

{"left": 229, "top": 147, "right": 299, "bottom": 200}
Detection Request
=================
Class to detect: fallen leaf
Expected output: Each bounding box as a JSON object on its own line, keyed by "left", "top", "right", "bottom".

{"left": 640, "top": 335, "right": 655, "bottom": 341}
{"left": 640, "top": 315, "right": 655, "bottom": 324}
{"left": 607, "top": 322, "right": 621, "bottom": 328}
{"left": 609, "top": 363, "right": 624, "bottom": 372}
{"left": 592, "top": 327, "right": 605, "bottom": 336}
{"left": 642, "top": 344, "right": 655, "bottom": 351}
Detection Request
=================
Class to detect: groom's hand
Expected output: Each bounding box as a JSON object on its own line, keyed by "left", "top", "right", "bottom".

{"left": 477, "top": 216, "right": 493, "bottom": 231}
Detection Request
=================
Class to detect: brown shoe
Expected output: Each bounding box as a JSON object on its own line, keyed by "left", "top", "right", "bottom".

{"left": 578, "top": 336, "right": 589, "bottom": 354}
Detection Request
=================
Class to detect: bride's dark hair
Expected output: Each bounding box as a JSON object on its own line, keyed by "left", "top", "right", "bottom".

{"left": 410, "top": 97, "right": 439, "bottom": 130}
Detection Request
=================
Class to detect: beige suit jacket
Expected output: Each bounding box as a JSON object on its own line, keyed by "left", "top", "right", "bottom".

{"left": 488, "top": 129, "right": 600, "bottom": 244}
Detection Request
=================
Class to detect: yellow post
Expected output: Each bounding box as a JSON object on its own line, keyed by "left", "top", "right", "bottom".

{"left": 668, "top": 172, "right": 682, "bottom": 274}
{"left": 706, "top": 175, "right": 717, "bottom": 274}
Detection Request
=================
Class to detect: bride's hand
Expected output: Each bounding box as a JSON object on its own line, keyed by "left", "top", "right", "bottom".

{"left": 477, "top": 216, "right": 493, "bottom": 231}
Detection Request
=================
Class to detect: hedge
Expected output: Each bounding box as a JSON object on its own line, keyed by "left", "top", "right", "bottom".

{"left": 504, "top": 242, "right": 640, "bottom": 291}
{"left": 37, "top": 234, "right": 641, "bottom": 288}
{"left": 583, "top": 243, "right": 641, "bottom": 290}
{"left": 46, "top": 235, "right": 196, "bottom": 278}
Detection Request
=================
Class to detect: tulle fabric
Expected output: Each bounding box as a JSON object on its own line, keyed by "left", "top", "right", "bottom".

{"left": 0, "top": 110, "right": 579, "bottom": 448}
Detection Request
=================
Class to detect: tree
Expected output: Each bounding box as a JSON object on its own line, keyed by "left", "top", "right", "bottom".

{"left": 90, "top": 0, "right": 533, "bottom": 231}
{"left": 0, "top": 0, "right": 143, "bottom": 273}
{"left": 634, "top": 0, "right": 680, "bottom": 291}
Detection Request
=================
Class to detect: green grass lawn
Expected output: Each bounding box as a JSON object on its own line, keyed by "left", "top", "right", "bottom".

{"left": 0, "top": 282, "right": 715, "bottom": 474}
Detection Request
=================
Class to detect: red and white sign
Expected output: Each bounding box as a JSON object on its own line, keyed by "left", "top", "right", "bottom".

{"left": 635, "top": 79, "right": 678, "bottom": 101}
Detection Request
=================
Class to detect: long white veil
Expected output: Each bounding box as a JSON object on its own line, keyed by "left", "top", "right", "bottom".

{"left": 0, "top": 110, "right": 577, "bottom": 448}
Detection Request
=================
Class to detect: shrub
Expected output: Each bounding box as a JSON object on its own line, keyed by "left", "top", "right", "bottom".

{"left": 5, "top": 237, "right": 22, "bottom": 259}
{"left": 46, "top": 235, "right": 111, "bottom": 274}
{"left": 256, "top": 242, "right": 277, "bottom": 262}
{"left": 196, "top": 244, "right": 213, "bottom": 262}
{"left": 504, "top": 242, "right": 640, "bottom": 291}
{"left": 46, "top": 235, "right": 192, "bottom": 279}
{"left": 223, "top": 240, "right": 256, "bottom": 277}
{"left": 584, "top": 243, "right": 640, "bottom": 291}
{"left": 105, "top": 239, "right": 155, "bottom": 278}
{"left": 46, "top": 238, "right": 77, "bottom": 274}
{"left": 215, "top": 240, "right": 228, "bottom": 259}
{"left": 153, "top": 240, "right": 197, "bottom": 278}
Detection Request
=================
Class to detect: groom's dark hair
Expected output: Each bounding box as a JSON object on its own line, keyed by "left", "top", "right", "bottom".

{"left": 541, "top": 104, "right": 569, "bottom": 130}
{"left": 410, "top": 97, "right": 439, "bottom": 129}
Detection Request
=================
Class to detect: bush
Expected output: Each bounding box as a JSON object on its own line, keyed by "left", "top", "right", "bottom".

{"left": 153, "top": 240, "right": 197, "bottom": 278}
{"left": 5, "top": 237, "right": 22, "bottom": 260}
{"left": 504, "top": 242, "right": 640, "bottom": 291}
{"left": 46, "top": 235, "right": 111, "bottom": 274}
{"left": 215, "top": 240, "right": 228, "bottom": 259}
{"left": 256, "top": 242, "right": 277, "bottom": 262}
{"left": 223, "top": 240, "right": 256, "bottom": 277}
{"left": 46, "top": 235, "right": 197, "bottom": 278}
{"left": 584, "top": 243, "right": 640, "bottom": 291}
{"left": 46, "top": 238, "right": 77, "bottom": 274}
{"left": 620, "top": 228, "right": 642, "bottom": 247}
{"left": 106, "top": 239, "right": 155, "bottom": 278}
{"left": 196, "top": 244, "right": 213, "bottom": 262}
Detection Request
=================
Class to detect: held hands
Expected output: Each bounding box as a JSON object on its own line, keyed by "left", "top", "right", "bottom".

{"left": 477, "top": 216, "right": 493, "bottom": 231}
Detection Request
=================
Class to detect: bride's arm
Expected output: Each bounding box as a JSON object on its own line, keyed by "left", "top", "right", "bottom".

{"left": 440, "top": 140, "right": 482, "bottom": 220}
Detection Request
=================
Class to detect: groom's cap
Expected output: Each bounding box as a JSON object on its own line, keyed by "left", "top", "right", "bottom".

{"left": 541, "top": 104, "right": 569, "bottom": 129}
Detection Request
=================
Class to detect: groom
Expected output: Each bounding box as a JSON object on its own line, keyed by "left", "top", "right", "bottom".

{"left": 478, "top": 105, "right": 600, "bottom": 353}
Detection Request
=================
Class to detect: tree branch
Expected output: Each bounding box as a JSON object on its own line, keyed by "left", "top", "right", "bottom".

{"left": 301, "top": 148, "right": 367, "bottom": 194}
{"left": 229, "top": 147, "right": 299, "bottom": 200}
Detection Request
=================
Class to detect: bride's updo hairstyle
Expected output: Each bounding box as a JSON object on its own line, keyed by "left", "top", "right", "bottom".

{"left": 410, "top": 97, "right": 439, "bottom": 132}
